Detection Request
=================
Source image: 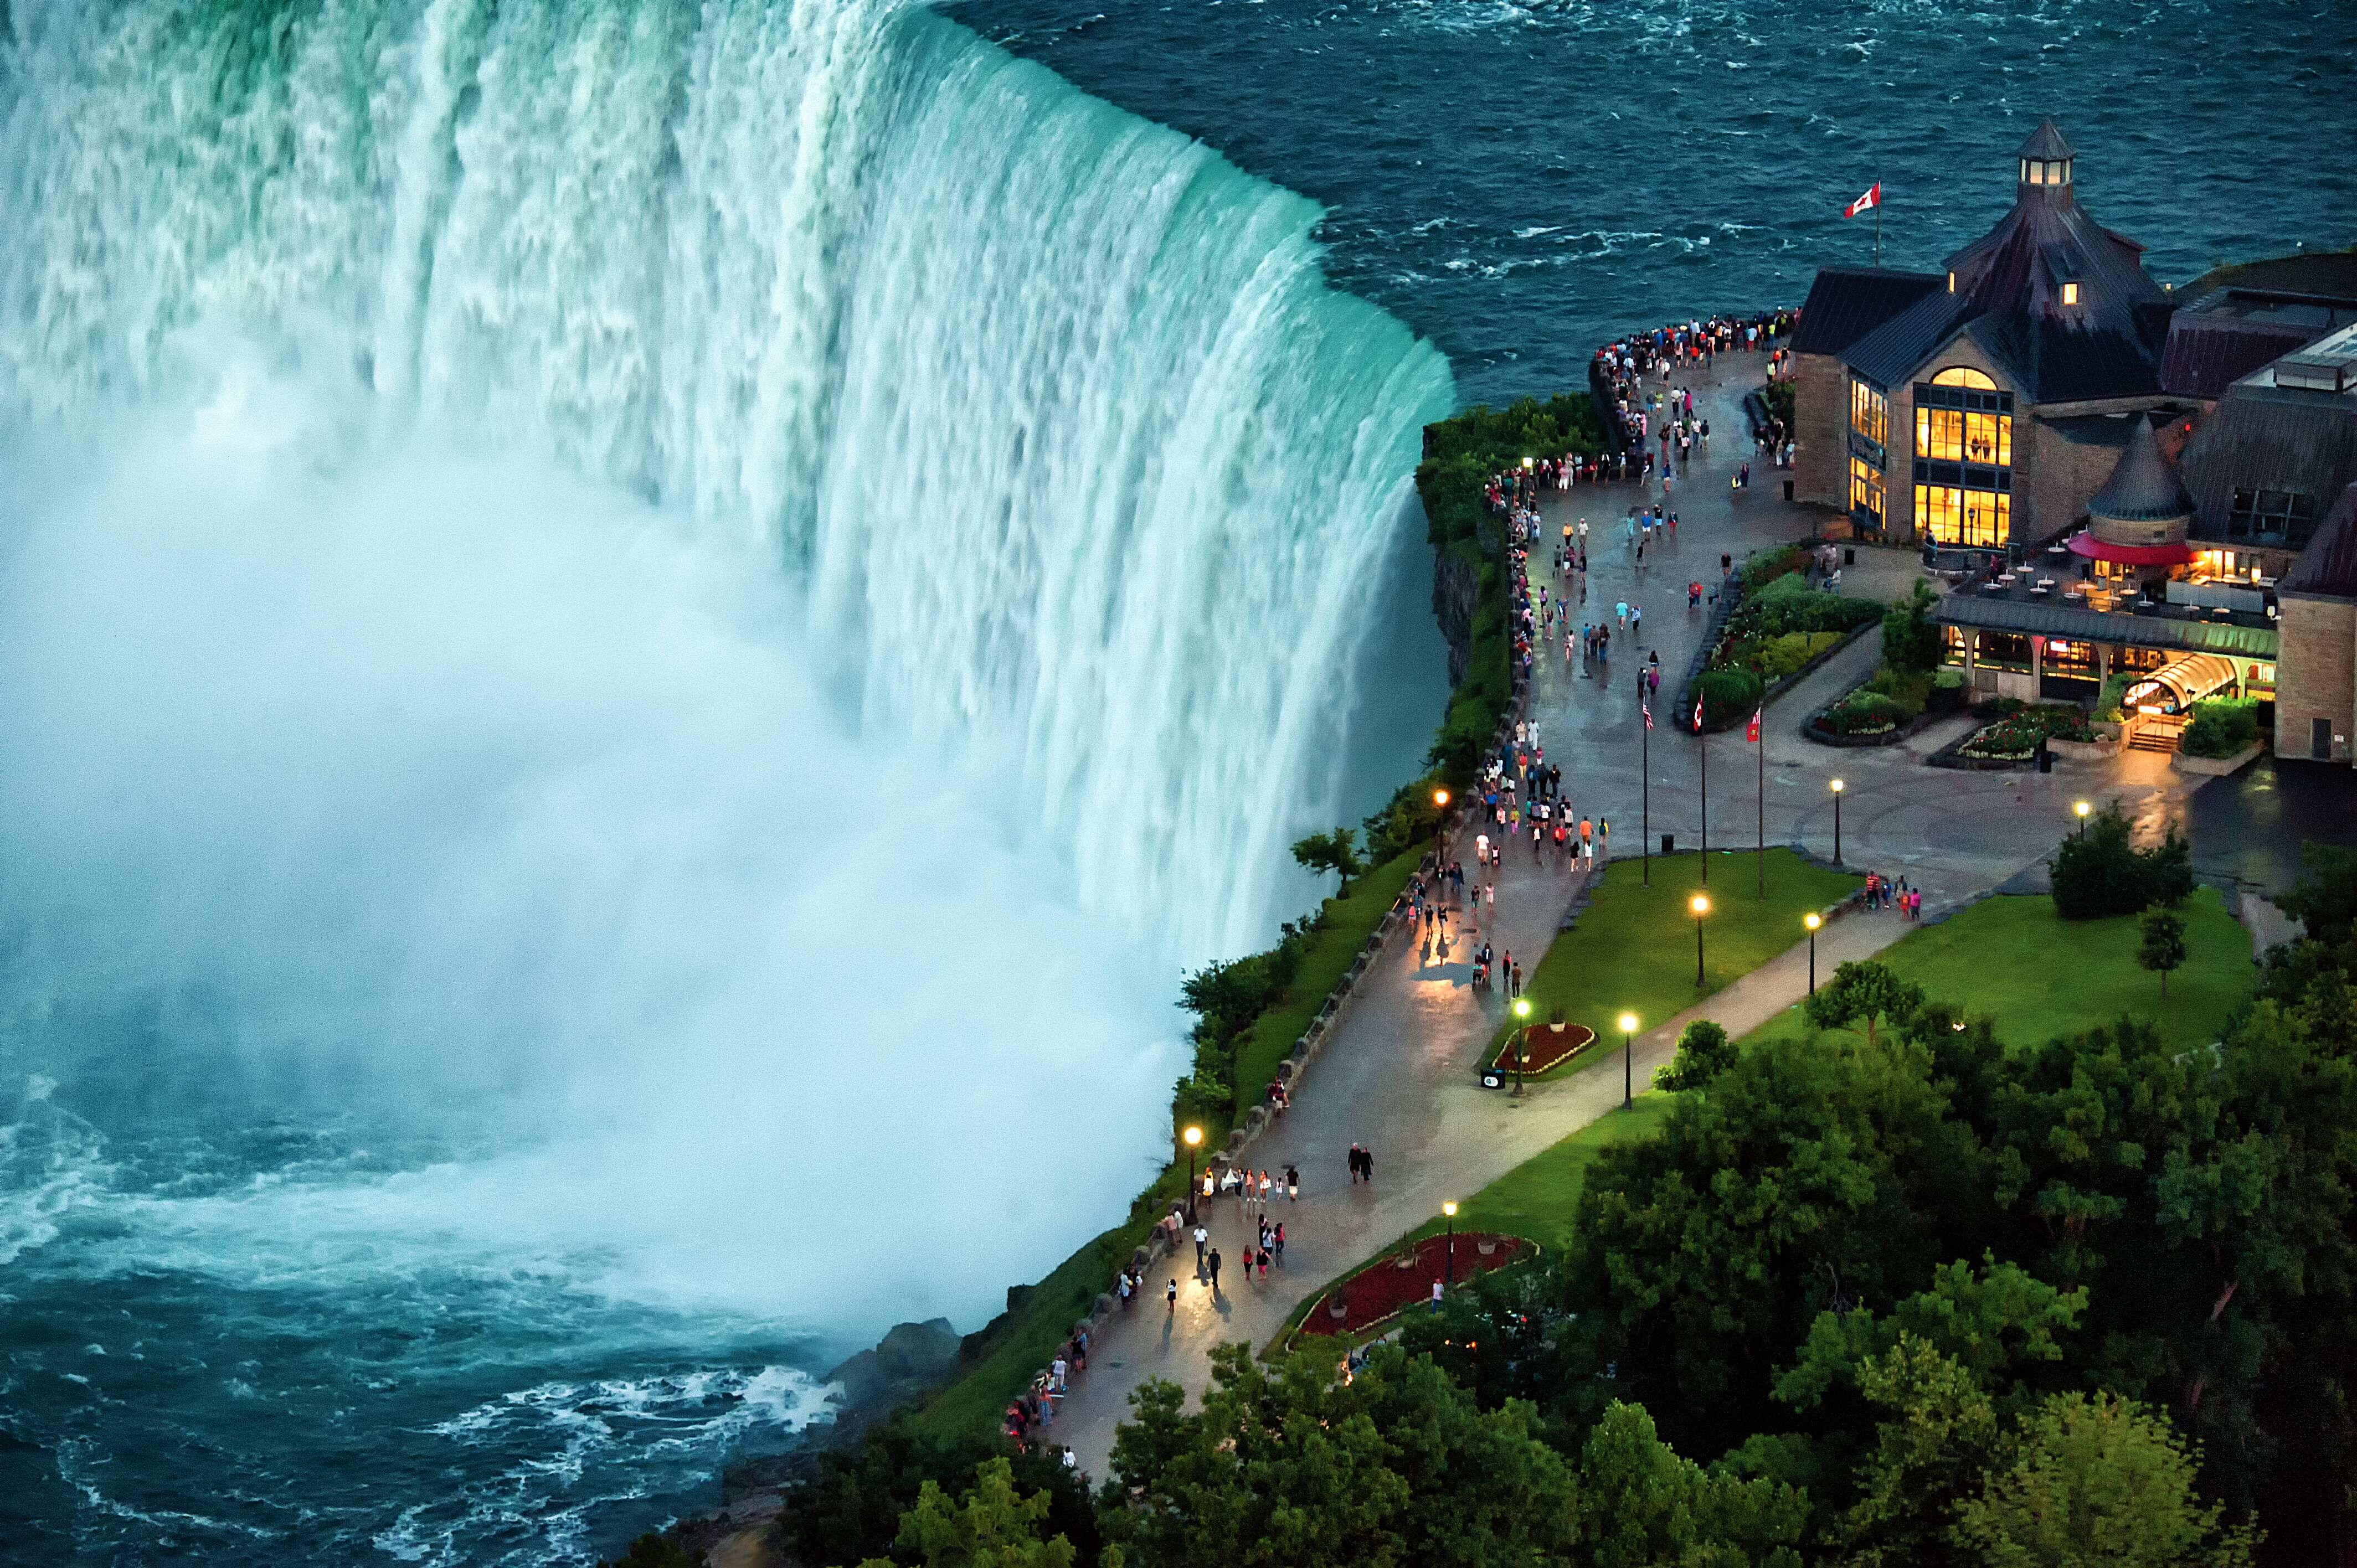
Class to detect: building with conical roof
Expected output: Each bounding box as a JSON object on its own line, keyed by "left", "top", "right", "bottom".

{"left": 1787, "top": 125, "right": 2357, "bottom": 764}
{"left": 1793, "top": 120, "right": 2182, "bottom": 548}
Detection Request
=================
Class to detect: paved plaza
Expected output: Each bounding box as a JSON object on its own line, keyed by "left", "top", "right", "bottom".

{"left": 1042, "top": 347, "right": 2253, "bottom": 1481}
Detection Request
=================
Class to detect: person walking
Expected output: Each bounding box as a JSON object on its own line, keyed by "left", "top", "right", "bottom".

{"left": 1430, "top": 1279, "right": 1444, "bottom": 1314}
{"left": 1166, "top": 1278, "right": 1178, "bottom": 1313}
{"left": 1207, "top": 1247, "right": 1222, "bottom": 1294}
{"left": 1285, "top": 1162, "right": 1299, "bottom": 1200}
{"left": 1193, "top": 1223, "right": 1208, "bottom": 1268}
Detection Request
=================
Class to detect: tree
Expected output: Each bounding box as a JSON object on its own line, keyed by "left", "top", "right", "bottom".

{"left": 1881, "top": 580, "right": 1941, "bottom": 677}
{"left": 845, "top": 1457, "right": 1094, "bottom": 1568}
{"left": 2137, "top": 905, "right": 2188, "bottom": 999}
{"left": 2050, "top": 806, "right": 2192, "bottom": 920}
{"left": 1803, "top": 960, "right": 1926, "bottom": 1050}
{"left": 2277, "top": 841, "right": 2357, "bottom": 949}
{"left": 600, "top": 1534, "right": 696, "bottom": 1568}
{"left": 1655, "top": 1018, "right": 1737, "bottom": 1092}
{"left": 1290, "top": 828, "right": 1366, "bottom": 896}
{"left": 1569, "top": 1401, "right": 1808, "bottom": 1568}
{"left": 1951, "top": 1394, "right": 2258, "bottom": 1568}
{"left": 1834, "top": 1335, "right": 2001, "bottom": 1568}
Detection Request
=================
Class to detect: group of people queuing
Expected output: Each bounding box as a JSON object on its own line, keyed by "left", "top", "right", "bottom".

{"left": 1003, "top": 1324, "right": 1094, "bottom": 1456}
{"left": 1593, "top": 308, "right": 1797, "bottom": 457}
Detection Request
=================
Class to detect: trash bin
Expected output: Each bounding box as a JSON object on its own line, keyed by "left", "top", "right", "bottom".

{"left": 1661, "top": 833, "right": 1676, "bottom": 854}
{"left": 2037, "top": 744, "right": 2055, "bottom": 774}
{"left": 1782, "top": 478, "right": 1795, "bottom": 502}
{"left": 1844, "top": 546, "right": 1857, "bottom": 566}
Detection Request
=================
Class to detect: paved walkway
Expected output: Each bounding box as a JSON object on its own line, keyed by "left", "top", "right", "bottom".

{"left": 1044, "top": 348, "right": 2222, "bottom": 1481}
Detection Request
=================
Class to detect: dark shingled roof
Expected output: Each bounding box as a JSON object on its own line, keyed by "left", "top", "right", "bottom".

{"left": 2089, "top": 419, "right": 2195, "bottom": 523}
{"left": 2180, "top": 380, "right": 2357, "bottom": 540}
{"left": 2161, "top": 290, "right": 2357, "bottom": 400}
{"left": 1789, "top": 267, "right": 1947, "bottom": 360}
{"left": 2017, "top": 119, "right": 2076, "bottom": 161}
{"left": 2280, "top": 483, "right": 2357, "bottom": 599}
{"left": 2174, "top": 250, "right": 2357, "bottom": 305}
{"left": 1823, "top": 127, "right": 2168, "bottom": 404}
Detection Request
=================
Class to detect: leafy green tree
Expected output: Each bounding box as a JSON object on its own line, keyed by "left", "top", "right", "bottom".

{"left": 1573, "top": 1400, "right": 1809, "bottom": 1568}
{"left": 1803, "top": 961, "right": 1926, "bottom": 1050}
{"left": 1655, "top": 1018, "right": 1737, "bottom": 1092}
{"left": 1776, "top": 1255, "right": 2087, "bottom": 1419}
{"left": 1290, "top": 828, "right": 1366, "bottom": 895}
{"left": 845, "top": 1458, "right": 1093, "bottom": 1568}
{"left": 1951, "top": 1394, "right": 2258, "bottom": 1568}
{"left": 2137, "top": 905, "right": 2188, "bottom": 999}
{"left": 2050, "top": 807, "right": 2191, "bottom": 920}
{"left": 1106, "top": 1342, "right": 1581, "bottom": 1568}
{"left": 1834, "top": 1335, "right": 2001, "bottom": 1568}
{"left": 2277, "top": 841, "right": 2357, "bottom": 949}
{"left": 780, "top": 1423, "right": 1101, "bottom": 1568}
{"left": 1881, "top": 581, "right": 1941, "bottom": 677}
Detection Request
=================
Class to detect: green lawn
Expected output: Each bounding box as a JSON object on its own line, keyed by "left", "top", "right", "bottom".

{"left": 1739, "top": 886, "right": 2255, "bottom": 1055}
{"left": 1422, "top": 1092, "right": 1678, "bottom": 1254}
{"left": 1230, "top": 849, "right": 1423, "bottom": 1121}
{"left": 1489, "top": 848, "right": 1861, "bottom": 1075}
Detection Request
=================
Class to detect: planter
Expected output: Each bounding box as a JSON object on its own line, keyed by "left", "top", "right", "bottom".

{"left": 2045, "top": 736, "right": 2115, "bottom": 761}
{"left": 2092, "top": 719, "right": 2125, "bottom": 742}
{"left": 1475, "top": 1240, "right": 1498, "bottom": 1257}
{"left": 2172, "top": 741, "right": 2264, "bottom": 777}
{"left": 1484, "top": 1022, "right": 1599, "bottom": 1080}
{"left": 1297, "top": 1232, "right": 1531, "bottom": 1339}
{"left": 1327, "top": 1297, "right": 1349, "bottom": 1319}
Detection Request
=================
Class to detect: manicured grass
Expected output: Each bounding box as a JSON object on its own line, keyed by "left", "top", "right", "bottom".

{"left": 1230, "top": 849, "right": 1423, "bottom": 1121}
{"left": 1738, "top": 886, "right": 2254, "bottom": 1055}
{"left": 1486, "top": 848, "right": 1861, "bottom": 1072}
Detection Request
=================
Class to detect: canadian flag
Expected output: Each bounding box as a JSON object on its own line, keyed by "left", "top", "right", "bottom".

{"left": 1844, "top": 183, "right": 1881, "bottom": 219}
{"left": 1746, "top": 706, "right": 1763, "bottom": 744}
{"left": 1692, "top": 696, "right": 1705, "bottom": 733}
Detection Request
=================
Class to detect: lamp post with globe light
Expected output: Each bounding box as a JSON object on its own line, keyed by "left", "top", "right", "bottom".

{"left": 2075, "top": 799, "right": 2092, "bottom": 838}
{"left": 1805, "top": 911, "right": 1822, "bottom": 994}
{"left": 1442, "top": 1200, "right": 1459, "bottom": 1283}
{"left": 1512, "top": 996, "right": 1532, "bottom": 1096}
{"left": 1182, "top": 1125, "right": 1203, "bottom": 1221}
{"left": 1830, "top": 778, "right": 1846, "bottom": 865}
{"left": 1691, "top": 893, "right": 1711, "bottom": 988}
{"left": 1618, "top": 1012, "right": 1639, "bottom": 1110}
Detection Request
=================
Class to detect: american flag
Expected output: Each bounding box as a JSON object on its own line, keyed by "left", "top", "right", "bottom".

{"left": 1643, "top": 700, "right": 1653, "bottom": 730}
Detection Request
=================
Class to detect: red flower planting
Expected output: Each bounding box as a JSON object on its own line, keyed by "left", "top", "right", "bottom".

{"left": 1488, "top": 1023, "right": 1597, "bottom": 1077}
{"left": 1300, "top": 1232, "right": 1529, "bottom": 1337}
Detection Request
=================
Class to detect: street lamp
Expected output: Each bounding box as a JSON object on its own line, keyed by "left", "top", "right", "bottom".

{"left": 1829, "top": 778, "right": 1846, "bottom": 866}
{"left": 1432, "top": 787, "right": 1450, "bottom": 854}
{"left": 2074, "top": 799, "right": 2092, "bottom": 838}
{"left": 1617, "top": 1012, "right": 1639, "bottom": 1111}
{"left": 1691, "top": 893, "right": 1711, "bottom": 989}
{"left": 1182, "top": 1125, "right": 1203, "bottom": 1221}
{"left": 1804, "top": 911, "right": 1822, "bottom": 995}
{"left": 1442, "top": 1200, "right": 1459, "bottom": 1283}
{"left": 1512, "top": 996, "right": 1532, "bottom": 1097}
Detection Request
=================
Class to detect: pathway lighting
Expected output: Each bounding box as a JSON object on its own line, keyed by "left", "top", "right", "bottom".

{"left": 1804, "top": 911, "right": 1822, "bottom": 994}
{"left": 1511, "top": 996, "right": 1532, "bottom": 1097}
{"left": 1618, "top": 1012, "right": 1639, "bottom": 1111}
{"left": 2075, "top": 799, "right": 2092, "bottom": 837}
{"left": 1183, "top": 1125, "right": 1203, "bottom": 1218}
{"left": 1830, "top": 778, "right": 1846, "bottom": 865}
{"left": 1691, "top": 893, "right": 1711, "bottom": 989}
{"left": 1443, "top": 1200, "right": 1459, "bottom": 1283}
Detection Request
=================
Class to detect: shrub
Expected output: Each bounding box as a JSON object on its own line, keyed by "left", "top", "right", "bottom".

{"left": 1757, "top": 631, "right": 1842, "bottom": 680}
{"left": 1865, "top": 666, "right": 1933, "bottom": 717}
{"left": 1927, "top": 669, "right": 1967, "bottom": 714}
{"left": 1738, "top": 545, "right": 1804, "bottom": 592}
{"left": 2050, "top": 805, "right": 2194, "bottom": 919}
{"left": 2180, "top": 697, "right": 2261, "bottom": 759}
{"left": 2092, "top": 673, "right": 2134, "bottom": 723}
{"left": 1695, "top": 668, "right": 1766, "bottom": 729}
{"left": 1880, "top": 581, "right": 1941, "bottom": 675}
{"left": 1657, "top": 1019, "right": 1737, "bottom": 1091}
{"left": 1822, "top": 692, "right": 1912, "bottom": 735}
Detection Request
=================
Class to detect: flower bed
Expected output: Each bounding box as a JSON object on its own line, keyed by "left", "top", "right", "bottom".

{"left": 1958, "top": 699, "right": 2092, "bottom": 760}
{"left": 1300, "top": 1232, "right": 1531, "bottom": 1337}
{"left": 1487, "top": 1022, "right": 1598, "bottom": 1077}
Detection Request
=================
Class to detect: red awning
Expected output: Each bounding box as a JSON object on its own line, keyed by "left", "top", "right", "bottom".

{"left": 2065, "top": 530, "right": 2195, "bottom": 568}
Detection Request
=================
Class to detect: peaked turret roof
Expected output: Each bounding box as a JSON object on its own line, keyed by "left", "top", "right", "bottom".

{"left": 2017, "top": 120, "right": 2076, "bottom": 161}
{"left": 2087, "top": 418, "right": 2194, "bottom": 523}
{"left": 1834, "top": 123, "right": 2168, "bottom": 404}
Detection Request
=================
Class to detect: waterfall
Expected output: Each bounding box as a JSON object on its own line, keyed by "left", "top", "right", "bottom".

{"left": 0, "top": 0, "right": 1454, "bottom": 958}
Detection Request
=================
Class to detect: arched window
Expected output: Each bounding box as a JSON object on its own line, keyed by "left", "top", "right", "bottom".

{"left": 1932, "top": 367, "right": 1996, "bottom": 390}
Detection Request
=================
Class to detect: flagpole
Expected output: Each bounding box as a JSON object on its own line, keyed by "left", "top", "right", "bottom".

{"left": 1640, "top": 669, "right": 1650, "bottom": 888}
{"left": 1875, "top": 200, "right": 1883, "bottom": 269}
{"left": 1699, "top": 719, "right": 1709, "bottom": 888}
{"left": 1757, "top": 711, "right": 1766, "bottom": 898}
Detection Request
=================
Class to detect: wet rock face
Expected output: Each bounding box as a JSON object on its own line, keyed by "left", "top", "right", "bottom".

{"left": 1434, "top": 541, "right": 1480, "bottom": 686}
{"left": 823, "top": 1317, "right": 963, "bottom": 1413}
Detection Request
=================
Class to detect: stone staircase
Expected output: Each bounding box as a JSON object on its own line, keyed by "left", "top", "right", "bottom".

{"left": 2127, "top": 714, "right": 2186, "bottom": 753}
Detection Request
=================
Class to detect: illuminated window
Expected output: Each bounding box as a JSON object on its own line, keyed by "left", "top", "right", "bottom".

{"left": 2062, "top": 281, "right": 2080, "bottom": 306}
{"left": 2027, "top": 161, "right": 2045, "bottom": 186}
{"left": 1977, "top": 631, "right": 2032, "bottom": 672}
{"left": 1940, "top": 626, "right": 1969, "bottom": 668}
{"left": 2044, "top": 639, "right": 2097, "bottom": 678}
{"left": 1850, "top": 456, "right": 1885, "bottom": 526}
{"left": 1947, "top": 270, "right": 1957, "bottom": 293}
{"left": 1932, "top": 367, "right": 1996, "bottom": 390}
{"left": 1914, "top": 484, "right": 2009, "bottom": 546}
{"left": 1849, "top": 376, "right": 1888, "bottom": 448}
